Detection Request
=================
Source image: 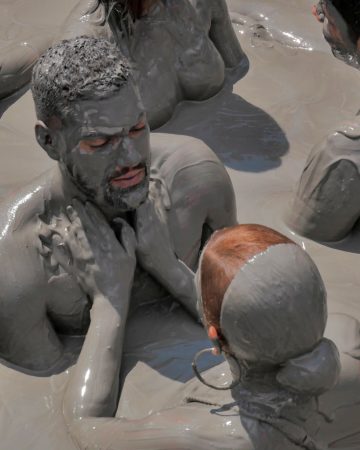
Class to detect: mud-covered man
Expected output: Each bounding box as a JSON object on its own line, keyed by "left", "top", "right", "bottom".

{"left": 0, "top": 37, "right": 236, "bottom": 373}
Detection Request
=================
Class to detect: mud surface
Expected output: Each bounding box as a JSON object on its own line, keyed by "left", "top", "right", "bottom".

{"left": 1, "top": 0, "right": 360, "bottom": 448}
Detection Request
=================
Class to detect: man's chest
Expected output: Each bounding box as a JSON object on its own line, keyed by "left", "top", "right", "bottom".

{"left": 45, "top": 264, "right": 168, "bottom": 330}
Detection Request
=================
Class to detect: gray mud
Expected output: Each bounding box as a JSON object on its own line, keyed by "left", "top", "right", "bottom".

{"left": 1, "top": 0, "right": 360, "bottom": 449}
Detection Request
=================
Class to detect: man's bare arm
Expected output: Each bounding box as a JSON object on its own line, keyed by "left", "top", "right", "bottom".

{"left": 47, "top": 201, "right": 136, "bottom": 422}
{"left": 135, "top": 151, "right": 236, "bottom": 319}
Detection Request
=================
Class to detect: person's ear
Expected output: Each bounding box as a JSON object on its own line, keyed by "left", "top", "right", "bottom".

{"left": 35, "top": 120, "right": 60, "bottom": 161}
{"left": 208, "top": 325, "right": 222, "bottom": 355}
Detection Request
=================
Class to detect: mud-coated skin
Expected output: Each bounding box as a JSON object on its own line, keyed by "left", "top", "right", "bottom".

{"left": 61, "top": 0, "right": 245, "bottom": 128}
{"left": 0, "top": 132, "right": 235, "bottom": 371}
{"left": 286, "top": 119, "right": 360, "bottom": 242}
{"left": 191, "top": 243, "right": 340, "bottom": 450}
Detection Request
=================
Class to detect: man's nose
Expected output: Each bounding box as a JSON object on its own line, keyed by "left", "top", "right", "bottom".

{"left": 114, "top": 137, "right": 142, "bottom": 167}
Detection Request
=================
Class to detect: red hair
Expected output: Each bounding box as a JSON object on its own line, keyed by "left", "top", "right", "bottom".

{"left": 200, "top": 224, "right": 293, "bottom": 340}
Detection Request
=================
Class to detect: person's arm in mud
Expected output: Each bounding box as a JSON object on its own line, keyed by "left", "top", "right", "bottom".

{"left": 52, "top": 200, "right": 136, "bottom": 421}
{"left": 70, "top": 405, "right": 245, "bottom": 450}
{"left": 135, "top": 158, "right": 236, "bottom": 319}
{"left": 58, "top": 201, "right": 240, "bottom": 450}
{"left": 287, "top": 130, "right": 360, "bottom": 242}
{"left": 70, "top": 403, "right": 248, "bottom": 450}
{"left": 208, "top": 0, "right": 245, "bottom": 67}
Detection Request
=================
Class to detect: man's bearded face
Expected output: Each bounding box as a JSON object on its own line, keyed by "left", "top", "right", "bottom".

{"left": 58, "top": 82, "right": 151, "bottom": 212}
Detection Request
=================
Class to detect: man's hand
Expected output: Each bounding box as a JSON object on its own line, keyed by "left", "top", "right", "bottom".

{"left": 51, "top": 199, "right": 136, "bottom": 309}
{"left": 135, "top": 181, "right": 199, "bottom": 319}
{"left": 135, "top": 180, "right": 176, "bottom": 275}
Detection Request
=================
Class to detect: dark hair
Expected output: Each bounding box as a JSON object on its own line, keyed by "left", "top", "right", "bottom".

{"left": 95, "top": 0, "right": 146, "bottom": 21}
{"left": 331, "top": 0, "right": 360, "bottom": 40}
{"left": 31, "top": 37, "right": 132, "bottom": 122}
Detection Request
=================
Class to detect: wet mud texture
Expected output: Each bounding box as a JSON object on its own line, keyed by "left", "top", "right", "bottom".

{"left": 1, "top": 0, "right": 360, "bottom": 449}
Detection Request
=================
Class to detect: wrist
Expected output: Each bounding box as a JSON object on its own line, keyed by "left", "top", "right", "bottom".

{"left": 92, "top": 289, "right": 130, "bottom": 316}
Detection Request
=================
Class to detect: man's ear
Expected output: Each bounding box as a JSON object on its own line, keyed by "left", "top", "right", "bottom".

{"left": 35, "top": 121, "right": 60, "bottom": 161}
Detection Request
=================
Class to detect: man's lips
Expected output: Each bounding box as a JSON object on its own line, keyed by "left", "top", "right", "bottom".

{"left": 110, "top": 167, "right": 145, "bottom": 189}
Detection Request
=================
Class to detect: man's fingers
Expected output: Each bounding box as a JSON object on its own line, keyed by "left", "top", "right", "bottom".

{"left": 72, "top": 199, "right": 98, "bottom": 237}
{"left": 134, "top": 197, "right": 152, "bottom": 230}
{"left": 113, "top": 218, "right": 136, "bottom": 257}
{"left": 52, "top": 234, "right": 73, "bottom": 268}
{"left": 66, "top": 205, "right": 78, "bottom": 222}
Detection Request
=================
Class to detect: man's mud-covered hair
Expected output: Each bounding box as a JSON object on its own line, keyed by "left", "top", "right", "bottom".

{"left": 32, "top": 36, "right": 132, "bottom": 122}
{"left": 331, "top": 0, "right": 360, "bottom": 40}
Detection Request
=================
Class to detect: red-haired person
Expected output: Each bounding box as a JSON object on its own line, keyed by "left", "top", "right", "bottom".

{"left": 61, "top": 0, "right": 245, "bottom": 128}
{"left": 192, "top": 224, "right": 340, "bottom": 450}
{"left": 62, "top": 224, "right": 360, "bottom": 449}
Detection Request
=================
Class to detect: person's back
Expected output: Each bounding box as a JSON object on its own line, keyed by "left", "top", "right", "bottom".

{"left": 61, "top": 0, "right": 245, "bottom": 129}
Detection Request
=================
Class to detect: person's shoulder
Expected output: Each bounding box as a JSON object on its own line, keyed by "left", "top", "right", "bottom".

{"left": 0, "top": 170, "right": 53, "bottom": 240}
{"left": 150, "top": 133, "right": 222, "bottom": 180}
{"left": 304, "top": 118, "right": 360, "bottom": 175}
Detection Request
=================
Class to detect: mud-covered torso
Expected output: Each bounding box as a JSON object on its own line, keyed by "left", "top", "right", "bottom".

{"left": 42, "top": 259, "right": 167, "bottom": 333}
{"left": 3, "top": 135, "right": 216, "bottom": 338}
{"left": 111, "top": 0, "right": 225, "bottom": 127}
{"left": 61, "top": 0, "right": 225, "bottom": 128}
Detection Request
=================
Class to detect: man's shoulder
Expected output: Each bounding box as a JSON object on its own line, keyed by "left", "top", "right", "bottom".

{"left": 150, "top": 133, "right": 222, "bottom": 181}
{"left": 0, "top": 170, "right": 53, "bottom": 240}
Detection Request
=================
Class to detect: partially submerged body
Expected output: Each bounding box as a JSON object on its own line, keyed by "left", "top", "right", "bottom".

{"left": 287, "top": 0, "right": 360, "bottom": 241}
{"left": 66, "top": 224, "right": 360, "bottom": 450}
{"left": 61, "top": 0, "right": 245, "bottom": 128}
{"left": 0, "top": 133, "right": 235, "bottom": 371}
{"left": 286, "top": 119, "right": 360, "bottom": 241}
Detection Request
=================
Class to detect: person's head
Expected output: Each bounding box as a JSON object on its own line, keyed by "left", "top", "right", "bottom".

{"left": 197, "top": 224, "right": 340, "bottom": 396}
{"left": 32, "top": 37, "right": 150, "bottom": 212}
{"left": 313, "top": 0, "right": 360, "bottom": 68}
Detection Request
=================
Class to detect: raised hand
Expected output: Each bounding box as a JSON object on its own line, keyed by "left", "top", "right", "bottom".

{"left": 51, "top": 199, "right": 136, "bottom": 308}
{"left": 135, "top": 179, "right": 175, "bottom": 275}
{"left": 59, "top": 201, "right": 137, "bottom": 422}
{"left": 135, "top": 180, "right": 198, "bottom": 318}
